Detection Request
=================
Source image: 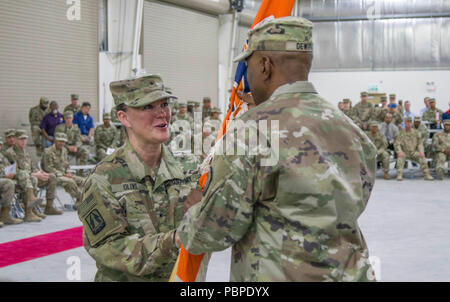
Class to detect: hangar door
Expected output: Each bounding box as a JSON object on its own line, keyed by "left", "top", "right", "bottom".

{"left": 143, "top": 1, "right": 219, "bottom": 106}
{"left": 0, "top": 0, "right": 98, "bottom": 134}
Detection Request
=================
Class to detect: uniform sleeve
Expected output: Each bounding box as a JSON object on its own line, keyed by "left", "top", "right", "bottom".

{"left": 394, "top": 134, "right": 403, "bottom": 153}
{"left": 78, "top": 173, "right": 179, "bottom": 277}
{"left": 417, "top": 132, "right": 425, "bottom": 153}
{"left": 177, "top": 150, "right": 258, "bottom": 255}
{"left": 432, "top": 134, "right": 443, "bottom": 153}
{"left": 74, "top": 128, "right": 83, "bottom": 148}
{"left": 94, "top": 127, "right": 101, "bottom": 147}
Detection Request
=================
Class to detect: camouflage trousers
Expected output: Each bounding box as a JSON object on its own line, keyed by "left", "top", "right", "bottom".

{"left": 95, "top": 147, "right": 108, "bottom": 162}
{"left": 0, "top": 178, "right": 15, "bottom": 206}
{"left": 57, "top": 175, "right": 84, "bottom": 201}
{"left": 31, "top": 125, "right": 43, "bottom": 155}
{"left": 377, "top": 149, "right": 390, "bottom": 172}
{"left": 435, "top": 152, "right": 450, "bottom": 174}
{"left": 68, "top": 146, "right": 89, "bottom": 165}
{"left": 396, "top": 152, "right": 429, "bottom": 173}
{"left": 15, "top": 170, "right": 56, "bottom": 201}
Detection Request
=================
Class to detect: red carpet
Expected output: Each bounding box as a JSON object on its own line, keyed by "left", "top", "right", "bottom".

{"left": 0, "top": 226, "right": 83, "bottom": 268}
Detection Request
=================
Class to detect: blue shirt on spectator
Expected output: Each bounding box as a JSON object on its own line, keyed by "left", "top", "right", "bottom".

{"left": 73, "top": 111, "right": 95, "bottom": 135}
{"left": 443, "top": 110, "right": 450, "bottom": 121}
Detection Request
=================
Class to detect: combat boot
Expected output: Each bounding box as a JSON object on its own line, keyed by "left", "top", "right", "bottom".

{"left": 424, "top": 171, "right": 434, "bottom": 181}
{"left": 32, "top": 206, "right": 46, "bottom": 219}
{"left": 44, "top": 199, "right": 63, "bottom": 215}
{"left": 24, "top": 189, "right": 42, "bottom": 222}
{"left": 437, "top": 169, "right": 444, "bottom": 180}
{"left": 396, "top": 171, "right": 403, "bottom": 181}
{"left": 384, "top": 171, "right": 390, "bottom": 180}
{"left": 0, "top": 205, "right": 23, "bottom": 225}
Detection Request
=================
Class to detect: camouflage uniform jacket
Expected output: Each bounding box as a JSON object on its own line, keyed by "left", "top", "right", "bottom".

{"left": 178, "top": 81, "right": 377, "bottom": 282}
{"left": 0, "top": 152, "right": 11, "bottom": 177}
{"left": 367, "top": 131, "right": 388, "bottom": 152}
{"left": 353, "top": 101, "right": 374, "bottom": 123}
{"left": 55, "top": 124, "right": 83, "bottom": 148}
{"left": 41, "top": 145, "right": 69, "bottom": 177}
{"left": 0, "top": 145, "right": 14, "bottom": 163}
{"left": 202, "top": 107, "right": 212, "bottom": 122}
{"left": 94, "top": 124, "right": 118, "bottom": 150}
{"left": 5, "top": 146, "right": 38, "bottom": 173}
{"left": 390, "top": 111, "right": 403, "bottom": 126}
{"left": 374, "top": 107, "right": 388, "bottom": 122}
{"left": 29, "top": 105, "right": 49, "bottom": 126}
{"left": 432, "top": 130, "right": 450, "bottom": 153}
{"left": 63, "top": 104, "right": 81, "bottom": 115}
{"left": 203, "top": 117, "right": 222, "bottom": 138}
{"left": 78, "top": 140, "right": 200, "bottom": 281}
{"left": 171, "top": 114, "right": 193, "bottom": 134}
{"left": 341, "top": 108, "right": 362, "bottom": 127}
{"left": 415, "top": 124, "right": 429, "bottom": 145}
{"left": 422, "top": 108, "right": 443, "bottom": 123}
{"left": 394, "top": 128, "right": 424, "bottom": 154}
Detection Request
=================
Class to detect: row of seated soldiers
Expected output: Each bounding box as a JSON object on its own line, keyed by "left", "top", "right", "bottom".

{"left": 0, "top": 131, "right": 83, "bottom": 227}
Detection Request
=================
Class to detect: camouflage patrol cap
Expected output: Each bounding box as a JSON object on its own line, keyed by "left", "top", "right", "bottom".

{"left": 380, "top": 96, "right": 387, "bottom": 101}
{"left": 360, "top": 92, "right": 368, "bottom": 97}
{"left": 71, "top": 94, "right": 79, "bottom": 100}
{"left": 404, "top": 116, "right": 413, "bottom": 122}
{"left": 342, "top": 98, "right": 350, "bottom": 103}
{"left": 15, "top": 130, "right": 28, "bottom": 139}
{"left": 63, "top": 111, "right": 73, "bottom": 118}
{"left": 429, "top": 98, "right": 436, "bottom": 103}
{"left": 443, "top": 119, "right": 450, "bottom": 125}
{"left": 103, "top": 112, "right": 111, "bottom": 120}
{"left": 40, "top": 97, "right": 49, "bottom": 106}
{"left": 5, "top": 129, "right": 17, "bottom": 138}
{"left": 389, "top": 94, "right": 396, "bottom": 98}
{"left": 165, "top": 87, "right": 172, "bottom": 95}
{"left": 414, "top": 116, "right": 421, "bottom": 122}
{"left": 54, "top": 132, "right": 68, "bottom": 142}
{"left": 233, "top": 16, "right": 313, "bottom": 62}
{"left": 211, "top": 107, "right": 222, "bottom": 114}
{"left": 369, "top": 121, "right": 379, "bottom": 127}
{"left": 187, "top": 100, "right": 195, "bottom": 106}
{"left": 203, "top": 97, "right": 211, "bottom": 102}
{"left": 179, "top": 103, "right": 187, "bottom": 108}
{"left": 109, "top": 74, "right": 177, "bottom": 108}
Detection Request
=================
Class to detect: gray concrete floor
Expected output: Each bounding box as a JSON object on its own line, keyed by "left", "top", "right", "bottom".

{"left": 0, "top": 172, "right": 449, "bottom": 282}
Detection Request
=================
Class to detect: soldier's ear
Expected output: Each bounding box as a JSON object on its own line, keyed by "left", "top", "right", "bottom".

{"left": 260, "top": 55, "right": 273, "bottom": 81}
{"left": 117, "top": 110, "right": 131, "bottom": 129}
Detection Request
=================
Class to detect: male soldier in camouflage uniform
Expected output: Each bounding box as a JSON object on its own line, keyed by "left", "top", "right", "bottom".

{"left": 64, "top": 94, "right": 81, "bottom": 115}
{"left": 55, "top": 111, "right": 89, "bottom": 166}
{"left": 367, "top": 121, "right": 390, "bottom": 180}
{"left": 389, "top": 94, "right": 403, "bottom": 114}
{"left": 375, "top": 96, "right": 389, "bottom": 122}
{"left": 388, "top": 104, "right": 403, "bottom": 127}
{"left": 202, "top": 97, "right": 212, "bottom": 122}
{"left": 94, "top": 113, "right": 118, "bottom": 161}
{"left": 186, "top": 100, "right": 195, "bottom": 120}
{"left": 29, "top": 97, "right": 50, "bottom": 156}
{"left": 77, "top": 74, "right": 202, "bottom": 282}
{"left": 178, "top": 17, "right": 377, "bottom": 282}
{"left": 0, "top": 140, "right": 23, "bottom": 226}
{"left": 41, "top": 133, "right": 84, "bottom": 206}
{"left": 341, "top": 98, "right": 362, "bottom": 127}
{"left": 413, "top": 116, "right": 430, "bottom": 156}
{"left": 394, "top": 117, "right": 434, "bottom": 181}
{"left": 422, "top": 98, "right": 444, "bottom": 128}
{"left": 5, "top": 130, "right": 59, "bottom": 221}
{"left": 353, "top": 91, "right": 374, "bottom": 131}
{"left": 432, "top": 119, "right": 450, "bottom": 180}
{"left": 2, "top": 129, "right": 16, "bottom": 159}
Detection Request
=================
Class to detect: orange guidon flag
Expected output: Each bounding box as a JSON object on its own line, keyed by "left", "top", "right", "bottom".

{"left": 170, "top": 0, "right": 296, "bottom": 282}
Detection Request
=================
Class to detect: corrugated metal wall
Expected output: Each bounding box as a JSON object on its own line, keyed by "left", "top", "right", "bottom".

{"left": 143, "top": 1, "right": 219, "bottom": 105}
{"left": 0, "top": 0, "right": 98, "bottom": 134}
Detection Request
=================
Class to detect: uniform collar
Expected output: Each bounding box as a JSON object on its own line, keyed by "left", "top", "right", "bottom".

{"left": 269, "top": 81, "right": 317, "bottom": 100}
{"left": 123, "top": 140, "right": 184, "bottom": 190}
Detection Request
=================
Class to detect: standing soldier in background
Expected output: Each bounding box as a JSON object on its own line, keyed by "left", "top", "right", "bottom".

{"left": 29, "top": 97, "right": 49, "bottom": 156}
{"left": 394, "top": 117, "right": 434, "bottom": 181}
{"left": 375, "top": 96, "right": 389, "bottom": 122}
{"left": 64, "top": 94, "right": 81, "bottom": 115}
{"left": 353, "top": 91, "right": 374, "bottom": 130}
{"left": 187, "top": 100, "right": 195, "bottom": 120}
{"left": 55, "top": 111, "right": 89, "bottom": 166}
{"left": 341, "top": 98, "right": 362, "bottom": 127}
{"left": 41, "top": 133, "right": 84, "bottom": 206}
{"left": 5, "top": 130, "right": 59, "bottom": 221}
{"left": 422, "top": 98, "right": 443, "bottom": 129}
{"left": 94, "top": 113, "right": 117, "bottom": 162}
{"left": 202, "top": 96, "right": 212, "bottom": 122}
{"left": 367, "top": 121, "right": 391, "bottom": 180}
{"left": 2, "top": 129, "right": 17, "bottom": 158}
{"left": 0, "top": 140, "right": 23, "bottom": 226}
{"left": 432, "top": 119, "right": 450, "bottom": 180}
{"left": 178, "top": 17, "right": 377, "bottom": 282}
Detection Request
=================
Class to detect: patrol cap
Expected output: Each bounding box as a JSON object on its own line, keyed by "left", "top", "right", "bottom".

{"left": 193, "top": 100, "right": 200, "bottom": 106}
{"left": 388, "top": 104, "right": 397, "bottom": 109}
{"left": 54, "top": 132, "right": 68, "bottom": 142}
{"left": 389, "top": 94, "right": 396, "bottom": 98}
{"left": 233, "top": 16, "right": 313, "bottom": 62}
{"left": 203, "top": 97, "right": 211, "bottom": 102}
{"left": 63, "top": 111, "right": 73, "bottom": 118}
{"left": 414, "top": 116, "right": 421, "bottom": 122}
{"left": 404, "top": 116, "right": 413, "bottom": 122}
{"left": 5, "top": 129, "right": 17, "bottom": 138}
{"left": 103, "top": 112, "right": 111, "bottom": 120}
{"left": 211, "top": 107, "right": 222, "bottom": 114}
{"left": 429, "top": 98, "right": 436, "bottom": 103}
{"left": 15, "top": 130, "right": 28, "bottom": 139}
{"left": 342, "top": 98, "right": 350, "bottom": 103}
{"left": 71, "top": 94, "right": 79, "bottom": 100}
{"left": 187, "top": 100, "right": 195, "bottom": 106}
{"left": 360, "top": 92, "right": 368, "bottom": 97}
{"left": 179, "top": 103, "right": 187, "bottom": 108}
{"left": 40, "top": 97, "right": 49, "bottom": 106}
{"left": 443, "top": 119, "right": 450, "bottom": 125}
{"left": 380, "top": 96, "right": 387, "bottom": 101}
{"left": 369, "top": 121, "right": 379, "bottom": 127}
{"left": 165, "top": 87, "right": 172, "bottom": 95}
{"left": 109, "top": 74, "right": 177, "bottom": 108}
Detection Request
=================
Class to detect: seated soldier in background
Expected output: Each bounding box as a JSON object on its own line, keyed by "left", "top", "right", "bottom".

{"left": 367, "top": 121, "right": 391, "bottom": 180}
{"left": 28, "top": 97, "right": 49, "bottom": 157}
{"left": 341, "top": 98, "right": 362, "bottom": 127}
{"left": 0, "top": 140, "right": 23, "bottom": 226}
{"left": 4, "top": 130, "right": 59, "bottom": 221}
{"left": 394, "top": 117, "right": 434, "bottom": 181}
{"left": 64, "top": 94, "right": 81, "bottom": 115}
{"left": 2, "top": 129, "right": 16, "bottom": 159}
{"left": 379, "top": 113, "right": 399, "bottom": 151}
{"left": 94, "top": 113, "right": 118, "bottom": 162}
{"left": 55, "top": 111, "right": 90, "bottom": 166}
{"left": 432, "top": 119, "right": 450, "bottom": 180}
{"left": 41, "top": 133, "right": 85, "bottom": 206}
{"left": 413, "top": 116, "right": 431, "bottom": 157}
{"left": 388, "top": 103, "right": 403, "bottom": 127}
{"left": 374, "top": 96, "right": 389, "bottom": 122}
{"left": 422, "top": 98, "right": 443, "bottom": 129}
